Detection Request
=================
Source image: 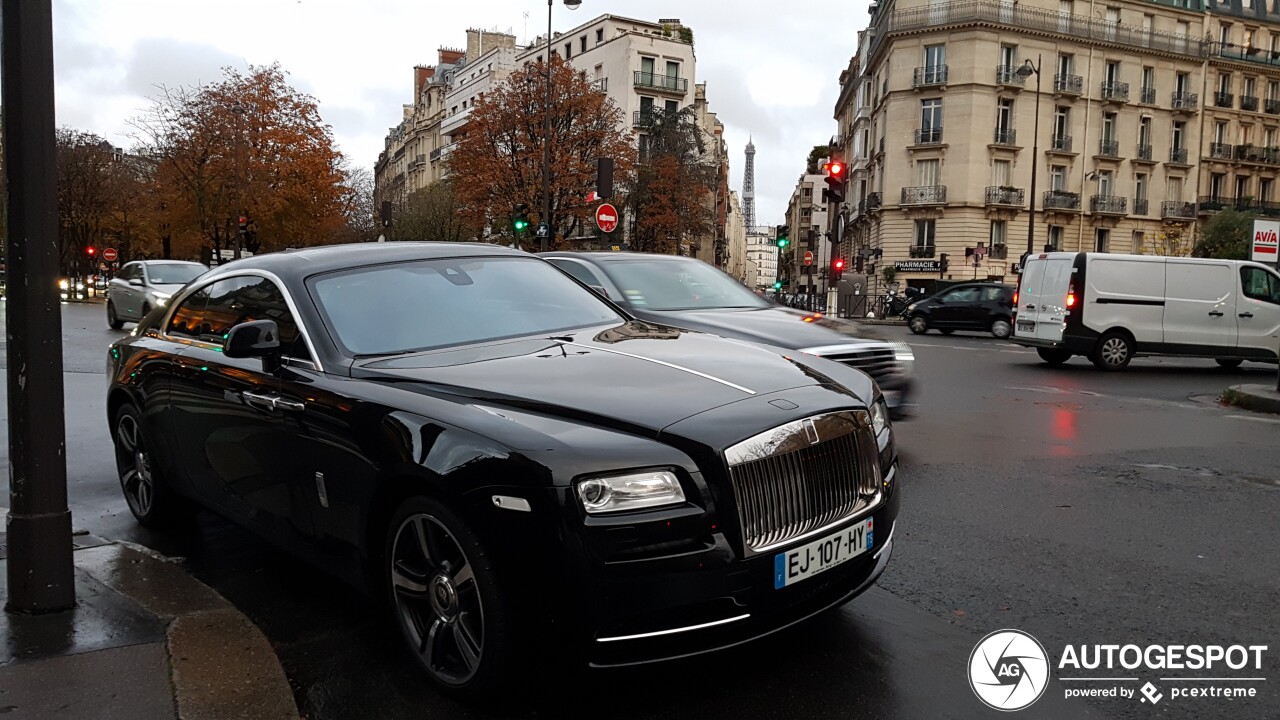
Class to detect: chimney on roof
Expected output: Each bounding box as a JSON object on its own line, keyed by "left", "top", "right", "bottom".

{"left": 415, "top": 66, "right": 434, "bottom": 95}
{"left": 438, "top": 48, "right": 465, "bottom": 65}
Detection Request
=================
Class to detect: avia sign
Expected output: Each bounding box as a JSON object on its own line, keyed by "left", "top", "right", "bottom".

{"left": 1252, "top": 219, "right": 1279, "bottom": 263}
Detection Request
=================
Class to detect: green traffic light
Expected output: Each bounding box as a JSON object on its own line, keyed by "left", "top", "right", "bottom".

{"left": 514, "top": 220, "right": 528, "bottom": 230}
{"left": 773, "top": 281, "right": 782, "bottom": 290}
{"left": 777, "top": 238, "right": 789, "bottom": 248}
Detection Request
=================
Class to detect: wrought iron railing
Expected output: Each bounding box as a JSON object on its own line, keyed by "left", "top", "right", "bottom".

{"left": 1161, "top": 200, "right": 1195, "bottom": 219}
{"left": 1133, "top": 198, "right": 1150, "bottom": 215}
{"left": 1043, "top": 190, "right": 1081, "bottom": 210}
{"left": 1172, "top": 92, "right": 1198, "bottom": 110}
{"left": 1210, "top": 142, "right": 1233, "bottom": 159}
{"left": 993, "top": 127, "right": 1016, "bottom": 145}
{"left": 909, "top": 244, "right": 937, "bottom": 258}
{"left": 634, "top": 72, "right": 688, "bottom": 93}
{"left": 914, "top": 127, "right": 944, "bottom": 145}
{"left": 1054, "top": 74, "right": 1084, "bottom": 94}
{"left": 1135, "top": 144, "right": 1153, "bottom": 161}
{"left": 995, "top": 65, "right": 1025, "bottom": 85}
{"left": 1215, "top": 91, "right": 1234, "bottom": 108}
{"left": 1140, "top": 86, "right": 1156, "bottom": 103}
{"left": 913, "top": 65, "right": 949, "bottom": 86}
{"left": 1098, "top": 139, "right": 1120, "bottom": 157}
{"left": 1101, "top": 81, "right": 1129, "bottom": 102}
{"left": 1090, "top": 195, "right": 1128, "bottom": 214}
{"left": 985, "top": 186, "right": 1025, "bottom": 205}
{"left": 1050, "top": 134, "right": 1073, "bottom": 152}
{"left": 1242, "top": 95, "right": 1260, "bottom": 111}
{"left": 901, "top": 186, "right": 947, "bottom": 204}
{"left": 1170, "top": 147, "right": 1189, "bottom": 163}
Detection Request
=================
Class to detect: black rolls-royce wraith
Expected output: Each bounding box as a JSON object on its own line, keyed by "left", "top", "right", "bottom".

{"left": 106, "top": 243, "right": 900, "bottom": 696}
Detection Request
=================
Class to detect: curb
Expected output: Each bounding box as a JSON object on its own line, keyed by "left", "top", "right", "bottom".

{"left": 75, "top": 542, "right": 299, "bottom": 720}
{"left": 1223, "top": 384, "right": 1280, "bottom": 414}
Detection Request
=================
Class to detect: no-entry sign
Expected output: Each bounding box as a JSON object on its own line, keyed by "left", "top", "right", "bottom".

{"left": 1252, "top": 219, "right": 1279, "bottom": 263}
{"left": 804, "top": 251, "right": 813, "bottom": 266}
{"left": 103, "top": 247, "right": 118, "bottom": 262}
{"left": 595, "top": 203, "right": 619, "bottom": 233}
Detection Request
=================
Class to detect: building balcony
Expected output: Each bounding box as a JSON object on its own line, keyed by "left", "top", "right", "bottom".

{"left": 1171, "top": 92, "right": 1198, "bottom": 112}
{"left": 1209, "top": 142, "right": 1233, "bottom": 160}
{"left": 1241, "top": 95, "right": 1260, "bottom": 111}
{"left": 856, "top": 105, "right": 873, "bottom": 122}
{"left": 1214, "top": 91, "right": 1234, "bottom": 108}
{"left": 866, "top": 192, "right": 883, "bottom": 212}
{"left": 1266, "top": 99, "right": 1280, "bottom": 115}
{"left": 633, "top": 110, "right": 655, "bottom": 126}
{"left": 913, "top": 65, "right": 949, "bottom": 88}
{"left": 1161, "top": 200, "right": 1196, "bottom": 219}
{"left": 407, "top": 153, "right": 427, "bottom": 171}
{"left": 1234, "top": 144, "right": 1266, "bottom": 162}
{"left": 995, "top": 65, "right": 1026, "bottom": 87}
{"left": 1097, "top": 139, "right": 1120, "bottom": 158}
{"left": 590, "top": 77, "right": 608, "bottom": 92}
{"left": 1198, "top": 195, "right": 1235, "bottom": 213}
{"left": 1100, "top": 81, "right": 1129, "bottom": 103}
{"left": 910, "top": 244, "right": 937, "bottom": 258}
{"left": 1207, "top": 40, "right": 1280, "bottom": 68}
{"left": 914, "top": 127, "right": 944, "bottom": 145}
{"left": 440, "top": 106, "right": 473, "bottom": 136}
{"left": 1133, "top": 198, "right": 1150, "bottom": 215}
{"left": 1133, "top": 144, "right": 1154, "bottom": 162}
{"left": 985, "top": 185, "right": 1025, "bottom": 206}
{"left": 429, "top": 146, "right": 445, "bottom": 161}
{"left": 634, "top": 71, "right": 688, "bottom": 94}
{"left": 901, "top": 185, "right": 947, "bottom": 205}
{"left": 993, "top": 127, "right": 1017, "bottom": 146}
{"left": 1140, "top": 86, "right": 1156, "bottom": 104}
{"left": 1043, "top": 190, "right": 1081, "bottom": 210}
{"left": 1054, "top": 74, "right": 1083, "bottom": 95}
{"left": 1169, "top": 147, "right": 1189, "bottom": 164}
{"left": 990, "top": 243, "right": 1009, "bottom": 260}
{"left": 1090, "top": 195, "right": 1127, "bottom": 215}
{"left": 1049, "top": 134, "right": 1073, "bottom": 153}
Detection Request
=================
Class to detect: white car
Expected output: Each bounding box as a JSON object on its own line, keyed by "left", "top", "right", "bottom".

{"left": 107, "top": 260, "right": 208, "bottom": 329}
{"left": 1011, "top": 252, "right": 1280, "bottom": 370}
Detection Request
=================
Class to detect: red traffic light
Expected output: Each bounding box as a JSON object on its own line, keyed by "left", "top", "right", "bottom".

{"left": 86, "top": 246, "right": 97, "bottom": 256}
{"left": 823, "top": 161, "right": 845, "bottom": 178}
{"left": 833, "top": 258, "right": 845, "bottom": 270}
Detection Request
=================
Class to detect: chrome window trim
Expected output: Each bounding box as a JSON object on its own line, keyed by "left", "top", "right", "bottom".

{"left": 158, "top": 268, "right": 324, "bottom": 372}
{"left": 595, "top": 613, "right": 751, "bottom": 643}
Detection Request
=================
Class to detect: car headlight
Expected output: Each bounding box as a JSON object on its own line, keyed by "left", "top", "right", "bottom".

{"left": 149, "top": 292, "right": 171, "bottom": 307}
{"left": 578, "top": 470, "right": 686, "bottom": 514}
{"left": 891, "top": 341, "right": 915, "bottom": 375}
{"left": 870, "top": 398, "right": 890, "bottom": 437}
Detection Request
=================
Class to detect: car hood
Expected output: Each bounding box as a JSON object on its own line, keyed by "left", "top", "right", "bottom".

{"left": 633, "top": 306, "right": 890, "bottom": 350}
{"left": 352, "top": 321, "right": 864, "bottom": 437}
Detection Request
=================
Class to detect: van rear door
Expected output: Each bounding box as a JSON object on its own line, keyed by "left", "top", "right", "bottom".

{"left": 1015, "top": 254, "right": 1077, "bottom": 343}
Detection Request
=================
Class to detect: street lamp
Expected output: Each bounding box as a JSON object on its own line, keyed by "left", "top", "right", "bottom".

{"left": 1016, "top": 55, "right": 1042, "bottom": 266}
{"left": 541, "top": 0, "right": 583, "bottom": 252}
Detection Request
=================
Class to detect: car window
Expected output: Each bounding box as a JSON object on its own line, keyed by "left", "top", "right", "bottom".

{"left": 1241, "top": 267, "right": 1280, "bottom": 304}
{"left": 598, "top": 259, "right": 768, "bottom": 310}
{"left": 167, "top": 286, "right": 212, "bottom": 339}
{"left": 119, "top": 264, "right": 139, "bottom": 282}
{"left": 548, "top": 259, "right": 604, "bottom": 287}
{"left": 980, "top": 286, "right": 1004, "bottom": 302}
{"left": 309, "top": 256, "right": 623, "bottom": 356}
{"left": 145, "top": 263, "right": 206, "bottom": 286}
{"left": 202, "top": 276, "right": 310, "bottom": 359}
{"left": 941, "top": 287, "right": 981, "bottom": 303}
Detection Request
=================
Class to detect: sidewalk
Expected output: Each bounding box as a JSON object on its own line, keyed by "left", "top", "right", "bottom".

{"left": 0, "top": 533, "right": 298, "bottom": 720}
{"left": 1224, "top": 383, "right": 1280, "bottom": 414}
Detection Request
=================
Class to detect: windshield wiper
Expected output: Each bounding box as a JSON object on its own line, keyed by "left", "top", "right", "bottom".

{"left": 353, "top": 348, "right": 430, "bottom": 360}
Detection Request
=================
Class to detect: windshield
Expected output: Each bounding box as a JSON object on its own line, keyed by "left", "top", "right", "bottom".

{"left": 601, "top": 259, "right": 769, "bottom": 311}
{"left": 146, "top": 263, "right": 207, "bottom": 285}
{"left": 310, "top": 256, "right": 624, "bottom": 356}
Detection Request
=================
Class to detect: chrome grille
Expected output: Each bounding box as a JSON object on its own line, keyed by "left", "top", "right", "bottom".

{"left": 725, "top": 411, "right": 880, "bottom": 555}
{"left": 814, "top": 346, "right": 898, "bottom": 382}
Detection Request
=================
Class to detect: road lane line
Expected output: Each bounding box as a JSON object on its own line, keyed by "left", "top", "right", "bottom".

{"left": 1227, "top": 414, "right": 1280, "bottom": 425}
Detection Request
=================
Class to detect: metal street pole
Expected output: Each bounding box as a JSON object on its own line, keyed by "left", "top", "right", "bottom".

{"left": 1024, "top": 54, "right": 1042, "bottom": 263}
{"left": 2, "top": 0, "right": 76, "bottom": 613}
{"left": 542, "top": 0, "right": 554, "bottom": 252}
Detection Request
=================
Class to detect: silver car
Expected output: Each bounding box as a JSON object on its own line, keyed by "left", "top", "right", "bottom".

{"left": 107, "top": 260, "right": 208, "bottom": 329}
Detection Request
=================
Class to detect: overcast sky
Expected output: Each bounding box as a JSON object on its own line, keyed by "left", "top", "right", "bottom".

{"left": 50, "top": 0, "right": 869, "bottom": 225}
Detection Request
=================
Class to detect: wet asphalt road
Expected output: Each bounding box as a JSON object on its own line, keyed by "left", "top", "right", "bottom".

{"left": 3, "top": 301, "right": 1278, "bottom": 720}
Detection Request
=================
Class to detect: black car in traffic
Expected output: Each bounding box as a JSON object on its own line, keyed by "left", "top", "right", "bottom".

{"left": 904, "top": 281, "right": 1015, "bottom": 338}
{"left": 106, "top": 243, "right": 899, "bottom": 696}
{"left": 542, "top": 252, "right": 915, "bottom": 418}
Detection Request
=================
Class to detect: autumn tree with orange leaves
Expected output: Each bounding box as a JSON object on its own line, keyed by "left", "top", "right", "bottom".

{"left": 448, "top": 57, "right": 636, "bottom": 249}
{"left": 131, "top": 64, "right": 349, "bottom": 259}
{"left": 626, "top": 107, "right": 718, "bottom": 255}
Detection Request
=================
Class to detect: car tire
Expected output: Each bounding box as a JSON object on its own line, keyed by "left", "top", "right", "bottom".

{"left": 1090, "top": 331, "right": 1133, "bottom": 371}
{"left": 1036, "top": 348, "right": 1072, "bottom": 366}
{"left": 112, "top": 403, "right": 190, "bottom": 527}
{"left": 107, "top": 301, "right": 124, "bottom": 330}
{"left": 990, "top": 319, "right": 1012, "bottom": 340}
{"left": 1215, "top": 358, "right": 1244, "bottom": 369}
{"left": 908, "top": 316, "right": 928, "bottom": 335}
{"left": 385, "top": 495, "right": 524, "bottom": 698}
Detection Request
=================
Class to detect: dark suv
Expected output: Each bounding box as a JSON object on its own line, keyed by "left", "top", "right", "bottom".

{"left": 904, "top": 282, "right": 1015, "bottom": 338}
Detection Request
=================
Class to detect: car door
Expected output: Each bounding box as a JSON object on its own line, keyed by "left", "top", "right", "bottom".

{"left": 111, "top": 263, "right": 142, "bottom": 319}
{"left": 1163, "top": 260, "right": 1237, "bottom": 351}
{"left": 1237, "top": 265, "right": 1280, "bottom": 358}
{"left": 165, "top": 274, "right": 313, "bottom": 538}
{"left": 932, "top": 286, "right": 980, "bottom": 327}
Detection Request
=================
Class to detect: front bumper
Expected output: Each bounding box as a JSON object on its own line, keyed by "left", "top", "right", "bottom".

{"left": 877, "top": 375, "right": 914, "bottom": 421}
{"left": 581, "top": 465, "right": 901, "bottom": 667}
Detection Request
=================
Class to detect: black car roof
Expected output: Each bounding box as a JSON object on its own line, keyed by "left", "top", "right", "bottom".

{"left": 202, "top": 242, "right": 531, "bottom": 283}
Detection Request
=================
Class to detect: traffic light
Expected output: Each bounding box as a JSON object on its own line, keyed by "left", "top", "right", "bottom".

{"left": 831, "top": 257, "right": 845, "bottom": 282}
{"left": 940, "top": 252, "right": 950, "bottom": 273}
{"left": 238, "top": 215, "right": 249, "bottom": 234}
{"left": 86, "top": 246, "right": 97, "bottom": 257}
{"left": 822, "top": 161, "right": 847, "bottom": 204}
{"left": 776, "top": 225, "right": 790, "bottom": 249}
{"left": 513, "top": 204, "right": 530, "bottom": 233}
{"left": 773, "top": 280, "right": 783, "bottom": 290}
{"left": 597, "top": 157, "right": 614, "bottom": 199}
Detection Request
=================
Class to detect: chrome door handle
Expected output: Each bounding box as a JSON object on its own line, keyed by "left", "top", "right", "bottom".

{"left": 1025, "top": 304, "right": 1037, "bottom": 310}
{"left": 241, "top": 391, "right": 279, "bottom": 412}
{"left": 274, "top": 398, "right": 306, "bottom": 412}
{"left": 1208, "top": 310, "right": 1224, "bottom": 317}
{"left": 1239, "top": 312, "right": 1254, "bottom": 319}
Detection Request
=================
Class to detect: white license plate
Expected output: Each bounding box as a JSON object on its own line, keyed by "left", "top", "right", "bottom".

{"left": 773, "top": 517, "right": 873, "bottom": 589}
{"left": 1017, "top": 320, "right": 1036, "bottom": 332}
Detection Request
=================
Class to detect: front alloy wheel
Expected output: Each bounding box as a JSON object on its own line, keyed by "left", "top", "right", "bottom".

{"left": 990, "top": 319, "right": 1012, "bottom": 339}
{"left": 908, "top": 316, "right": 928, "bottom": 334}
{"left": 1091, "top": 332, "right": 1133, "bottom": 370}
{"left": 390, "top": 512, "right": 487, "bottom": 687}
{"left": 115, "top": 411, "right": 154, "bottom": 519}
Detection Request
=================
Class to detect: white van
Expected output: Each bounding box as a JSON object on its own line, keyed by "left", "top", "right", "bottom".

{"left": 1010, "top": 252, "right": 1280, "bottom": 370}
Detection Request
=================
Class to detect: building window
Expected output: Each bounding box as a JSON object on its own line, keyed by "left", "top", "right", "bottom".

{"left": 1221, "top": 22, "right": 1232, "bottom": 46}
{"left": 1057, "top": 53, "right": 1073, "bottom": 78}
{"left": 1262, "top": 177, "right": 1274, "bottom": 201}
{"left": 914, "top": 219, "right": 937, "bottom": 252}
{"left": 921, "top": 98, "right": 943, "bottom": 139}
{"left": 1000, "top": 44, "right": 1017, "bottom": 70}
{"left": 917, "top": 158, "right": 941, "bottom": 186}
{"left": 1236, "top": 174, "right": 1251, "bottom": 199}
{"left": 1048, "top": 225, "right": 1065, "bottom": 251}
{"left": 1142, "top": 66, "right": 1155, "bottom": 95}
{"left": 1172, "top": 120, "right": 1186, "bottom": 150}
{"left": 565, "top": 42, "right": 572, "bottom": 58}
{"left": 1139, "top": 116, "right": 1152, "bottom": 147}
{"left": 1097, "top": 170, "right": 1114, "bottom": 196}
{"left": 1095, "top": 228, "right": 1110, "bottom": 253}
{"left": 1215, "top": 120, "right": 1228, "bottom": 144}
{"left": 1142, "top": 13, "right": 1154, "bottom": 32}
{"left": 596, "top": 28, "right": 604, "bottom": 44}
{"left": 1053, "top": 106, "right": 1070, "bottom": 138}
{"left": 1051, "top": 164, "right": 1067, "bottom": 190}
{"left": 665, "top": 99, "right": 679, "bottom": 114}
{"left": 1169, "top": 175, "right": 1183, "bottom": 200}
{"left": 1270, "top": 80, "right": 1280, "bottom": 101}
{"left": 990, "top": 220, "right": 1007, "bottom": 250}
{"left": 1246, "top": 76, "right": 1258, "bottom": 98}
{"left": 581, "top": 36, "right": 587, "bottom": 53}
{"left": 992, "top": 159, "right": 1011, "bottom": 186}
{"left": 1105, "top": 61, "right": 1121, "bottom": 85}
{"left": 1245, "top": 28, "right": 1256, "bottom": 48}
{"left": 1210, "top": 172, "right": 1226, "bottom": 198}
{"left": 996, "top": 98, "right": 1014, "bottom": 137}
{"left": 1133, "top": 231, "right": 1145, "bottom": 253}
{"left": 1102, "top": 112, "right": 1117, "bottom": 143}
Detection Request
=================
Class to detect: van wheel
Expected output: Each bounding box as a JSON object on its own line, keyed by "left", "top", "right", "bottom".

{"left": 1215, "top": 358, "right": 1243, "bottom": 369}
{"left": 990, "top": 319, "right": 1012, "bottom": 339}
{"left": 1036, "top": 348, "right": 1072, "bottom": 366}
{"left": 908, "top": 316, "right": 928, "bottom": 334}
{"left": 1090, "top": 332, "right": 1133, "bottom": 371}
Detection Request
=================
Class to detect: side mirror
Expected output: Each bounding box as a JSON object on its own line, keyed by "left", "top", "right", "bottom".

{"left": 128, "top": 278, "right": 144, "bottom": 286}
{"left": 223, "top": 320, "right": 281, "bottom": 359}
{"left": 589, "top": 285, "right": 613, "bottom": 301}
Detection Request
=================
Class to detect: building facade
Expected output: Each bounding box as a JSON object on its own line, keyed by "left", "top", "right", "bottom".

{"left": 830, "top": 0, "right": 1276, "bottom": 293}
{"left": 784, "top": 172, "right": 832, "bottom": 295}
{"left": 745, "top": 226, "right": 780, "bottom": 288}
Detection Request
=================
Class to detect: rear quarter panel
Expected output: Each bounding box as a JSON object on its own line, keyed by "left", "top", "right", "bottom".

{"left": 1085, "top": 256, "right": 1166, "bottom": 343}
